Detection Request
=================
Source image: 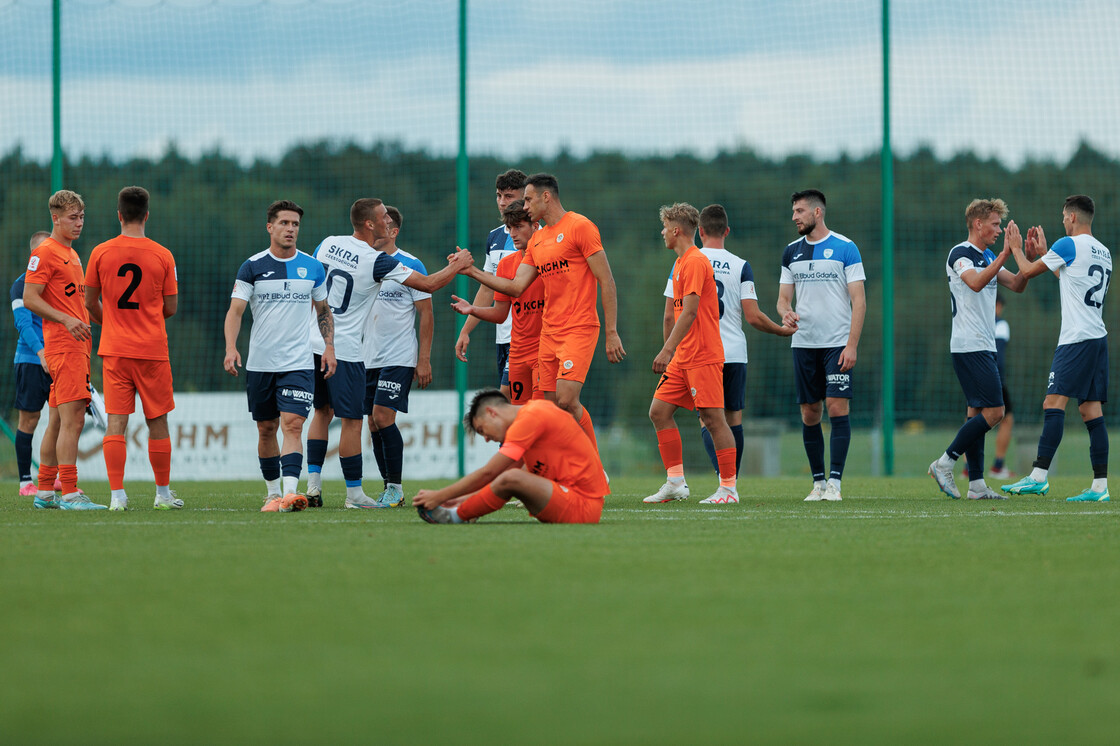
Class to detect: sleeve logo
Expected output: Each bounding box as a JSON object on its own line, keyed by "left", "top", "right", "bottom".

{"left": 556, "top": 233, "right": 565, "bottom": 243}
{"left": 27, "top": 256, "right": 40, "bottom": 272}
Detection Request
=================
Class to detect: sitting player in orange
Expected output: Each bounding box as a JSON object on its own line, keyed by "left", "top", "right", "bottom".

{"left": 413, "top": 389, "right": 609, "bottom": 524}
{"left": 450, "top": 200, "right": 545, "bottom": 404}
{"left": 84, "top": 186, "right": 180, "bottom": 511}
{"left": 645, "top": 203, "right": 740, "bottom": 505}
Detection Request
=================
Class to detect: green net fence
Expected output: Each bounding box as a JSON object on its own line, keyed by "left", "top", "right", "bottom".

{"left": 2, "top": 0, "right": 1119, "bottom": 480}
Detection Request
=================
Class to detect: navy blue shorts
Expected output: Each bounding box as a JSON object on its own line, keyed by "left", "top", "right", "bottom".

{"left": 313, "top": 358, "right": 366, "bottom": 420}
{"left": 952, "top": 351, "right": 1004, "bottom": 409}
{"left": 723, "top": 362, "right": 747, "bottom": 412}
{"left": 13, "top": 362, "right": 51, "bottom": 412}
{"left": 1048, "top": 337, "right": 1109, "bottom": 404}
{"left": 792, "top": 347, "right": 851, "bottom": 404}
{"left": 365, "top": 366, "right": 415, "bottom": 414}
{"left": 245, "top": 369, "right": 314, "bottom": 421}
{"left": 496, "top": 343, "right": 511, "bottom": 387}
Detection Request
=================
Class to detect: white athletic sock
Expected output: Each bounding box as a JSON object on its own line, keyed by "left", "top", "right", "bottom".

{"left": 1091, "top": 478, "right": 1108, "bottom": 493}
{"left": 388, "top": 482, "right": 402, "bottom": 491}
{"left": 265, "top": 477, "right": 281, "bottom": 497}
{"left": 814, "top": 480, "right": 826, "bottom": 489}
{"left": 156, "top": 485, "right": 172, "bottom": 499}
{"left": 1030, "top": 467, "right": 1049, "bottom": 483}
{"left": 937, "top": 453, "right": 955, "bottom": 468}
{"left": 667, "top": 476, "right": 685, "bottom": 486}
{"left": 307, "top": 472, "right": 322, "bottom": 493}
{"left": 282, "top": 476, "right": 298, "bottom": 496}
{"left": 345, "top": 484, "right": 365, "bottom": 499}
{"left": 968, "top": 479, "right": 986, "bottom": 493}
{"left": 20, "top": 480, "right": 32, "bottom": 489}
{"left": 111, "top": 489, "right": 127, "bottom": 501}
{"left": 828, "top": 478, "right": 841, "bottom": 492}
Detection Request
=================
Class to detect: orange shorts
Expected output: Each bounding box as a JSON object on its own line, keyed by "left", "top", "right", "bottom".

{"left": 508, "top": 359, "right": 542, "bottom": 404}
{"left": 103, "top": 356, "right": 175, "bottom": 418}
{"left": 654, "top": 360, "right": 725, "bottom": 410}
{"left": 46, "top": 352, "right": 91, "bottom": 407}
{"left": 537, "top": 327, "right": 599, "bottom": 391}
{"left": 534, "top": 482, "right": 604, "bottom": 524}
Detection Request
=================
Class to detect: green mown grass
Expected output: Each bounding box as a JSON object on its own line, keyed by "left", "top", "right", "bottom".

{"left": 2, "top": 476, "right": 1118, "bottom": 744}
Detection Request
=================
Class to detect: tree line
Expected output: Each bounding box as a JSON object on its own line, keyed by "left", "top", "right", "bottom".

{"left": 2, "top": 141, "right": 1118, "bottom": 429}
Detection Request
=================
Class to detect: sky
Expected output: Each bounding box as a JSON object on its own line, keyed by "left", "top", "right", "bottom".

{"left": 0, "top": 0, "right": 1116, "bottom": 166}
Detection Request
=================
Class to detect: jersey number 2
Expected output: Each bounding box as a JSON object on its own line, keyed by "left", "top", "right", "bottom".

{"left": 117, "top": 264, "right": 142, "bottom": 309}
{"left": 1084, "top": 264, "right": 1112, "bottom": 308}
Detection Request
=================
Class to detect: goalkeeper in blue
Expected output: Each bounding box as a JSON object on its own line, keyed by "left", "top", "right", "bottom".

{"left": 1001, "top": 195, "right": 1112, "bottom": 502}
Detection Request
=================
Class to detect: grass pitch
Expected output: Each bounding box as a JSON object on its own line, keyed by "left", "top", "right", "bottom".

{"left": 2, "top": 475, "right": 1119, "bottom": 745}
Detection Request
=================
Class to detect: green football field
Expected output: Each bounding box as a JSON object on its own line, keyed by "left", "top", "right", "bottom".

{"left": 3, "top": 476, "right": 1119, "bottom": 745}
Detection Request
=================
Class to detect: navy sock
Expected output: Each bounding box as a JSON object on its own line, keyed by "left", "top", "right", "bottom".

{"left": 992, "top": 457, "right": 1005, "bottom": 470}
{"left": 829, "top": 415, "right": 851, "bottom": 481}
{"left": 700, "top": 425, "right": 719, "bottom": 474}
{"left": 16, "top": 430, "right": 33, "bottom": 482}
{"left": 1034, "top": 408, "right": 1065, "bottom": 470}
{"left": 307, "top": 438, "right": 327, "bottom": 472}
{"left": 381, "top": 424, "right": 404, "bottom": 484}
{"left": 946, "top": 414, "right": 992, "bottom": 461}
{"left": 964, "top": 431, "right": 985, "bottom": 481}
{"left": 369, "top": 428, "right": 387, "bottom": 484}
{"left": 259, "top": 455, "right": 281, "bottom": 481}
{"left": 339, "top": 453, "right": 363, "bottom": 487}
{"left": 1086, "top": 416, "right": 1108, "bottom": 479}
{"left": 280, "top": 452, "right": 303, "bottom": 479}
{"left": 731, "top": 424, "right": 744, "bottom": 475}
{"left": 803, "top": 423, "right": 825, "bottom": 481}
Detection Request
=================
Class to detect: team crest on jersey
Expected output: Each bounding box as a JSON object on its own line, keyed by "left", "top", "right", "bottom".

{"left": 563, "top": 360, "right": 574, "bottom": 370}
{"left": 297, "top": 267, "right": 308, "bottom": 278}
{"left": 27, "top": 256, "right": 40, "bottom": 272}
{"left": 690, "top": 387, "right": 697, "bottom": 397}
{"left": 823, "top": 248, "right": 833, "bottom": 259}
{"left": 556, "top": 233, "right": 564, "bottom": 243}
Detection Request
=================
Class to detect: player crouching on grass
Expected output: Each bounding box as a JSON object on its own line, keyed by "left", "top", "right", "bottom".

{"left": 412, "top": 389, "right": 608, "bottom": 524}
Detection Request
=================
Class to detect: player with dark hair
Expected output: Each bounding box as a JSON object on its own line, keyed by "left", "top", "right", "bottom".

{"left": 85, "top": 186, "right": 181, "bottom": 510}
{"left": 777, "top": 189, "right": 865, "bottom": 502}
{"left": 662, "top": 204, "right": 795, "bottom": 477}
{"left": 1003, "top": 195, "right": 1113, "bottom": 502}
{"left": 450, "top": 199, "right": 545, "bottom": 404}
{"left": 303, "top": 199, "right": 470, "bottom": 508}
{"left": 224, "top": 200, "right": 334, "bottom": 512}
{"left": 22, "top": 190, "right": 104, "bottom": 509}
{"left": 461, "top": 173, "right": 625, "bottom": 449}
{"left": 455, "top": 169, "right": 529, "bottom": 398}
{"left": 413, "top": 389, "right": 608, "bottom": 524}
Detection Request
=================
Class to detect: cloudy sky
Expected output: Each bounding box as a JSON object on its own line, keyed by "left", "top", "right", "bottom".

{"left": 0, "top": 0, "right": 1116, "bottom": 166}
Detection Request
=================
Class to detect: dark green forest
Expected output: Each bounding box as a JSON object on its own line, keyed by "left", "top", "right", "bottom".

{"left": 3, "top": 142, "right": 1119, "bottom": 429}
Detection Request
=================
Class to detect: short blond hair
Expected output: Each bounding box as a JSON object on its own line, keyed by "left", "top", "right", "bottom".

{"left": 29, "top": 230, "right": 51, "bottom": 250}
{"left": 48, "top": 189, "right": 84, "bottom": 215}
{"left": 659, "top": 202, "right": 700, "bottom": 233}
{"left": 965, "top": 198, "right": 1008, "bottom": 229}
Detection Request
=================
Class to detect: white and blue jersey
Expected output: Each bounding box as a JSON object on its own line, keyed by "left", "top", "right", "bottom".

{"left": 780, "top": 231, "right": 865, "bottom": 349}
{"left": 309, "top": 235, "right": 414, "bottom": 362}
{"left": 484, "top": 225, "right": 516, "bottom": 345}
{"left": 946, "top": 241, "right": 998, "bottom": 353}
{"left": 231, "top": 248, "right": 327, "bottom": 373}
{"left": 663, "top": 247, "right": 756, "bottom": 364}
{"left": 10, "top": 273, "right": 44, "bottom": 365}
{"left": 365, "top": 248, "right": 430, "bottom": 369}
{"left": 1041, "top": 234, "right": 1112, "bottom": 345}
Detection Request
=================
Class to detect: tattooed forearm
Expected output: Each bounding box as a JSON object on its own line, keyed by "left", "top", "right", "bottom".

{"left": 317, "top": 305, "right": 334, "bottom": 347}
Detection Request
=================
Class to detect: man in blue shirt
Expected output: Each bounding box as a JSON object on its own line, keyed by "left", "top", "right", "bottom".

{"left": 10, "top": 232, "right": 53, "bottom": 495}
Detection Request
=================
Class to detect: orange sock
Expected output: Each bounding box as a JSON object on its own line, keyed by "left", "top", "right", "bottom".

{"left": 578, "top": 408, "right": 599, "bottom": 451}
{"left": 656, "top": 428, "right": 685, "bottom": 477}
{"left": 103, "top": 435, "right": 127, "bottom": 490}
{"left": 58, "top": 464, "right": 78, "bottom": 495}
{"left": 38, "top": 464, "right": 58, "bottom": 493}
{"left": 716, "top": 447, "right": 737, "bottom": 489}
{"left": 148, "top": 437, "right": 172, "bottom": 487}
{"left": 456, "top": 484, "right": 508, "bottom": 522}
